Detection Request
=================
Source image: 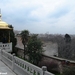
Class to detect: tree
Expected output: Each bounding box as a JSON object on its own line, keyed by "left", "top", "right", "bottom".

{"left": 8, "top": 25, "right": 17, "bottom": 55}
{"left": 63, "top": 34, "right": 71, "bottom": 59}
{"left": 65, "top": 34, "right": 71, "bottom": 43}
{"left": 21, "top": 30, "right": 29, "bottom": 60}
{"left": 27, "top": 34, "right": 43, "bottom": 65}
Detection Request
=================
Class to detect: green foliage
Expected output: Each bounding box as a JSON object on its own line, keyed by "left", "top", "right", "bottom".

{"left": 21, "top": 30, "right": 29, "bottom": 59}
{"left": 55, "top": 73, "right": 61, "bottom": 75}
{"left": 9, "top": 25, "right": 17, "bottom": 54}
{"left": 62, "top": 66, "right": 75, "bottom": 75}
{"left": 21, "top": 30, "right": 29, "bottom": 45}
{"left": 27, "top": 34, "right": 43, "bottom": 65}
{"left": 65, "top": 34, "right": 71, "bottom": 43}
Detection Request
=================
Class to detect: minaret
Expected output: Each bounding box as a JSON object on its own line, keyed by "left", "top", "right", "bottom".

{"left": 0, "top": 9, "right": 1, "bottom": 21}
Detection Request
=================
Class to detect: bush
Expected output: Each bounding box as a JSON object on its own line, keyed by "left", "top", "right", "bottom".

{"left": 27, "top": 34, "right": 43, "bottom": 65}
{"left": 62, "top": 66, "right": 75, "bottom": 75}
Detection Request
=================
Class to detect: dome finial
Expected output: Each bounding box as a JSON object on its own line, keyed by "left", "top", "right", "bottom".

{"left": 0, "top": 9, "right": 2, "bottom": 21}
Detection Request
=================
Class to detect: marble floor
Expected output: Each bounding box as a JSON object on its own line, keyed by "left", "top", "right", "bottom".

{"left": 0, "top": 60, "right": 16, "bottom": 75}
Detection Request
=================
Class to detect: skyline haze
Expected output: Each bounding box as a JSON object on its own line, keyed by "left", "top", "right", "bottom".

{"left": 0, "top": 0, "right": 75, "bottom": 34}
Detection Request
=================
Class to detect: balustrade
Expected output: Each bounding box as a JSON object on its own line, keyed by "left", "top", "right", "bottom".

{"left": 0, "top": 43, "right": 12, "bottom": 52}
{"left": 0, "top": 50, "right": 54, "bottom": 75}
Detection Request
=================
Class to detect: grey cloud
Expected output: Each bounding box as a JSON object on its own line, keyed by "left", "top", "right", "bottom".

{"left": 48, "top": 6, "right": 70, "bottom": 18}
{"left": 2, "top": 5, "right": 40, "bottom": 25}
{"left": 0, "top": 0, "right": 75, "bottom": 34}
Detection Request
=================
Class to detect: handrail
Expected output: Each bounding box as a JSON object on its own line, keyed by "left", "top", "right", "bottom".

{"left": 0, "top": 43, "right": 12, "bottom": 52}
{"left": 0, "top": 50, "right": 54, "bottom": 75}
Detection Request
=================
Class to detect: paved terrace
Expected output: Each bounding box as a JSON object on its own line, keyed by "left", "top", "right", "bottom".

{"left": 0, "top": 60, "right": 16, "bottom": 75}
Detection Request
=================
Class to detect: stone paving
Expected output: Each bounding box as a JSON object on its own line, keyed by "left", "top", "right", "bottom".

{"left": 0, "top": 60, "right": 16, "bottom": 75}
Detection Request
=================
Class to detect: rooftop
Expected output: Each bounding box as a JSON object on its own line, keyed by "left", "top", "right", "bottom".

{"left": 0, "top": 12, "right": 11, "bottom": 29}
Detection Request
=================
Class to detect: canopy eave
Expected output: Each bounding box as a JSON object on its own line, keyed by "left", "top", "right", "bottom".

{"left": 0, "top": 27, "right": 12, "bottom": 30}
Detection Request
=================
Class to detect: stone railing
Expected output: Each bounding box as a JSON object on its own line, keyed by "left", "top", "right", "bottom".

{"left": 0, "top": 43, "right": 12, "bottom": 52}
{"left": 0, "top": 50, "right": 54, "bottom": 75}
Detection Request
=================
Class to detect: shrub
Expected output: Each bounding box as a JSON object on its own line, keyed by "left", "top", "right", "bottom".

{"left": 62, "top": 66, "right": 75, "bottom": 75}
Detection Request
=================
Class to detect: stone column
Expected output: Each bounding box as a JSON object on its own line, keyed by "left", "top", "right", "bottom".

{"left": 42, "top": 66, "right": 47, "bottom": 75}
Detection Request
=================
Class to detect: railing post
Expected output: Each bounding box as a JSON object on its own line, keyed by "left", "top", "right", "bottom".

{"left": 42, "top": 66, "right": 47, "bottom": 75}
{"left": 0, "top": 49, "right": 1, "bottom": 60}
{"left": 12, "top": 53, "right": 15, "bottom": 70}
{"left": 0, "top": 49, "right": 3, "bottom": 61}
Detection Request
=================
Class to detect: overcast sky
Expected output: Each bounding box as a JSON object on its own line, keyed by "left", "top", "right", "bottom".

{"left": 0, "top": 0, "right": 75, "bottom": 34}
